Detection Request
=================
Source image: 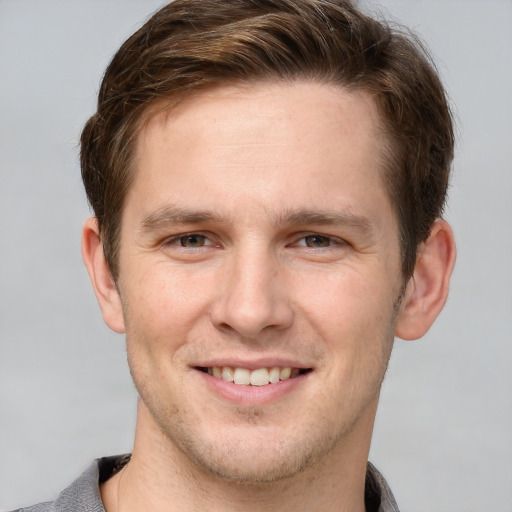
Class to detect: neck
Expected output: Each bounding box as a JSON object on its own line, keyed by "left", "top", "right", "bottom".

{"left": 102, "top": 399, "right": 377, "bottom": 512}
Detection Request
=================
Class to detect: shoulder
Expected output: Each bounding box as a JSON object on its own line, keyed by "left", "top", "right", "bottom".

{"left": 6, "top": 455, "right": 130, "bottom": 512}
{"left": 366, "top": 461, "right": 400, "bottom": 512}
{"left": 6, "top": 503, "right": 54, "bottom": 512}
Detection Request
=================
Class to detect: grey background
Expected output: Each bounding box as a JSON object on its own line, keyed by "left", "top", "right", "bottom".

{"left": 0, "top": 1, "right": 511, "bottom": 510}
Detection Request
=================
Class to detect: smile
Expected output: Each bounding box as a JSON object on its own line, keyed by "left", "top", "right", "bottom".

{"left": 197, "top": 366, "right": 310, "bottom": 386}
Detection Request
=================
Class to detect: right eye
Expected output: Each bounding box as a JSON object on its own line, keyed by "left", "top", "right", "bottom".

{"left": 302, "top": 234, "right": 332, "bottom": 248}
{"left": 167, "top": 234, "right": 213, "bottom": 248}
{"left": 178, "top": 234, "right": 207, "bottom": 248}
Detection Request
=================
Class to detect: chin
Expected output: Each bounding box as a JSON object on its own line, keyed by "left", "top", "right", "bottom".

{"left": 184, "top": 438, "right": 323, "bottom": 484}
{"left": 161, "top": 418, "right": 344, "bottom": 485}
{"left": 198, "top": 460, "right": 306, "bottom": 484}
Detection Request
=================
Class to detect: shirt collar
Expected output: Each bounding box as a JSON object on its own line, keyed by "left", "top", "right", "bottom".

{"left": 51, "top": 455, "right": 399, "bottom": 512}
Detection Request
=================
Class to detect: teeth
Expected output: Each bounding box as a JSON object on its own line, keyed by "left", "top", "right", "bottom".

{"left": 250, "top": 368, "right": 270, "bottom": 386}
{"left": 269, "top": 367, "right": 280, "bottom": 383}
{"left": 233, "top": 368, "right": 250, "bottom": 385}
{"left": 207, "top": 366, "right": 303, "bottom": 385}
{"left": 221, "top": 366, "right": 234, "bottom": 382}
{"left": 280, "top": 367, "right": 291, "bottom": 380}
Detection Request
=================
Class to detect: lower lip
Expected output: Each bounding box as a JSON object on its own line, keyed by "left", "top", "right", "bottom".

{"left": 196, "top": 370, "right": 309, "bottom": 406}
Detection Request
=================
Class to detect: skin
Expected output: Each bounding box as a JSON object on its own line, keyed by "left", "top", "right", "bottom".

{"left": 83, "top": 81, "right": 456, "bottom": 512}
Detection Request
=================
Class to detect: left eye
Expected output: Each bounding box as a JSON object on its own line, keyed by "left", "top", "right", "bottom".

{"left": 303, "top": 235, "right": 331, "bottom": 247}
{"left": 172, "top": 234, "right": 210, "bottom": 248}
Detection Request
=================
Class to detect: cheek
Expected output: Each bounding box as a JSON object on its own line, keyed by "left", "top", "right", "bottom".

{"left": 293, "top": 267, "right": 398, "bottom": 372}
{"left": 123, "top": 263, "right": 215, "bottom": 327}
{"left": 121, "top": 270, "right": 198, "bottom": 393}
{"left": 297, "top": 266, "right": 395, "bottom": 328}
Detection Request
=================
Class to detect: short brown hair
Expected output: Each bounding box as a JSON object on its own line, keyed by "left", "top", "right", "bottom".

{"left": 81, "top": 0, "right": 454, "bottom": 279}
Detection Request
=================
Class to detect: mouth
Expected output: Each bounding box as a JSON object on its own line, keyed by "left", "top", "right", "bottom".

{"left": 195, "top": 366, "right": 312, "bottom": 386}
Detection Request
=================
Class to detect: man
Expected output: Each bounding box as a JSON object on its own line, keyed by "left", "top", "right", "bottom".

{"left": 12, "top": 0, "right": 456, "bottom": 511}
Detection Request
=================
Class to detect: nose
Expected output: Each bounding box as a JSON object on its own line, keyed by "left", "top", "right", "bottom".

{"left": 209, "top": 247, "right": 294, "bottom": 338}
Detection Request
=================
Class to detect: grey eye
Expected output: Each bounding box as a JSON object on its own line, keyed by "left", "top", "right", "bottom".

{"left": 179, "top": 234, "right": 207, "bottom": 247}
{"left": 304, "top": 235, "right": 330, "bottom": 248}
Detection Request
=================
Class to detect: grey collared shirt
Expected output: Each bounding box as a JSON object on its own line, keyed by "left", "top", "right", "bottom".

{"left": 12, "top": 455, "right": 399, "bottom": 512}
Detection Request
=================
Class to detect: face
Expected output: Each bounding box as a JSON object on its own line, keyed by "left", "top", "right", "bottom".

{"left": 114, "top": 82, "right": 405, "bottom": 482}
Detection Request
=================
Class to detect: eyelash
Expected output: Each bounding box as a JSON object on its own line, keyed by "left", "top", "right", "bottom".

{"left": 164, "top": 232, "right": 346, "bottom": 250}
{"left": 293, "top": 234, "right": 346, "bottom": 249}
{"left": 165, "top": 233, "right": 217, "bottom": 249}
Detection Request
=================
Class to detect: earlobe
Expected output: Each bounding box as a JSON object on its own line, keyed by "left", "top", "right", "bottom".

{"left": 395, "top": 219, "right": 456, "bottom": 340}
{"left": 81, "top": 218, "right": 126, "bottom": 334}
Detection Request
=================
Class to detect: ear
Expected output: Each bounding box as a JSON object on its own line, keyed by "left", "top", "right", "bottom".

{"left": 81, "top": 217, "right": 126, "bottom": 334}
{"left": 395, "top": 219, "right": 456, "bottom": 340}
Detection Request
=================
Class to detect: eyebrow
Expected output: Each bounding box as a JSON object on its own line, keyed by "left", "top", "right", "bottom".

{"left": 139, "top": 206, "right": 227, "bottom": 232}
{"left": 283, "top": 209, "right": 372, "bottom": 233}
{"left": 139, "top": 205, "right": 374, "bottom": 237}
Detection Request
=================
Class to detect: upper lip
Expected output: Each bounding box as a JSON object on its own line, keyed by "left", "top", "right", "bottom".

{"left": 193, "top": 357, "right": 313, "bottom": 371}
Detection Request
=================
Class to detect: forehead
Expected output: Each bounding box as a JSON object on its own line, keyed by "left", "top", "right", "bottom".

{"left": 139, "top": 81, "right": 385, "bottom": 154}
{"left": 130, "top": 81, "right": 392, "bottom": 223}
